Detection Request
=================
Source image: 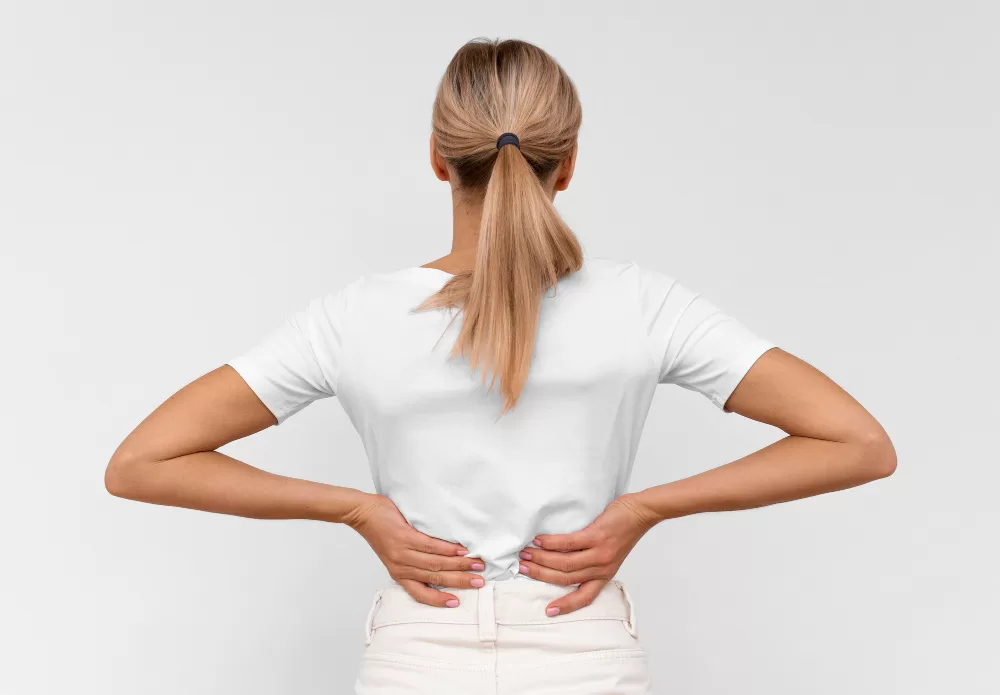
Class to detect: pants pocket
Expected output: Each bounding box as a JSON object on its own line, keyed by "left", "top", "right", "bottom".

{"left": 362, "top": 589, "right": 383, "bottom": 647}
{"left": 355, "top": 652, "right": 494, "bottom": 695}
{"left": 501, "top": 648, "right": 652, "bottom": 694}
{"left": 612, "top": 578, "right": 640, "bottom": 639}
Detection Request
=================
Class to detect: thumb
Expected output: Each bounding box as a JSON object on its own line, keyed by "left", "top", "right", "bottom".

{"left": 543, "top": 579, "right": 606, "bottom": 616}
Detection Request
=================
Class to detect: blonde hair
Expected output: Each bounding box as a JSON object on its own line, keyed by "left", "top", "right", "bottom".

{"left": 416, "top": 38, "right": 584, "bottom": 414}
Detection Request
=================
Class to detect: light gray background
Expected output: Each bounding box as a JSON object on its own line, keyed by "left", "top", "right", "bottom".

{"left": 2, "top": 1, "right": 997, "bottom": 693}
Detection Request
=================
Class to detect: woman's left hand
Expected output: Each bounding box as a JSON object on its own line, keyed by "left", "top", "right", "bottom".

{"left": 517, "top": 492, "right": 660, "bottom": 616}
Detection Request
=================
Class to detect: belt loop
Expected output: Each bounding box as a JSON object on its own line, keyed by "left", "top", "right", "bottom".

{"left": 363, "top": 589, "right": 383, "bottom": 646}
{"left": 615, "top": 579, "right": 639, "bottom": 638}
{"left": 477, "top": 582, "right": 497, "bottom": 642}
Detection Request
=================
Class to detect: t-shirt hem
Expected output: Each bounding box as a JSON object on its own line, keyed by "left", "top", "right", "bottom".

{"left": 711, "top": 340, "right": 778, "bottom": 412}
{"left": 227, "top": 357, "right": 290, "bottom": 425}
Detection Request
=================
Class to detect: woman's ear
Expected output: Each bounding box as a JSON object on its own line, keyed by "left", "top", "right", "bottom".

{"left": 430, "top": 133, "right": 450, "bottom": 182}
{"left": 553, "top": 142, "right": 578, "bottom": 192}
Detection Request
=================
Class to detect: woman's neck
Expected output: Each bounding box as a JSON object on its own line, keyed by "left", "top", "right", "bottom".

{"left": 422, "top": 193, "right": 483, "bottom": 274}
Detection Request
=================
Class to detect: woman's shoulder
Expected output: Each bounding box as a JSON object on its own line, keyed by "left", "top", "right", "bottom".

{"left": 578, "top": 255, "right": 679, "bottom": 290}
{"left": 322, "top": 266, "right": 447, "bottom": 298}
{"left": 312, "top": 266, "right": 457, "bottom": 318}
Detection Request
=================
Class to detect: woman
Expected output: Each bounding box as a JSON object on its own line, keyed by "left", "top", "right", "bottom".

{"left": 105, "top": 38, "right": 896, "bottom": 694}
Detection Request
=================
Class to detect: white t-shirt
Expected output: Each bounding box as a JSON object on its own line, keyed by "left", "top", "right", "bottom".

{"left": 227, "top": 256, "right": 777, "bottom": 582}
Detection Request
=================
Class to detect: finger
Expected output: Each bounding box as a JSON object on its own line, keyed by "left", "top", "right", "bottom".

{"left": 533, "top": 527, "right": 600, "bottom": 552}
{"left": 517, "top": 559, "right": 603, "bottom": 586}
{"left": 406, "top": 569, "right": 485, "bottom": 589}
{"left": 405, "top": 529, "right": 470, "bottom": 556}
{"left": 398, "top": 578, "right": 461, "bottom": 608}
{"left": 520, "top": 545, "right": 603, "bottom": 573}
{"left": 544, "top": 579, "right": 607, "bottom": 616}
{"left": 404, "top": 550, "right": 486, "bottom": 573}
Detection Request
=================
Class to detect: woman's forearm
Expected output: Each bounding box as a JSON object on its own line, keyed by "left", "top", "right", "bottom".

{"left": 105, "top": 450, "right": 370, "bottom": 524}
{"left": 630, "top": 434, "right": 896, "bottom": 525}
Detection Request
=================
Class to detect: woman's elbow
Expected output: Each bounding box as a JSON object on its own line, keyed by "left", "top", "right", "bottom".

{"left": 105, "top": 451, "right": 142, "bottom": 499}
{"left": 860, "top": 430, "right": 897, "bottom": 481}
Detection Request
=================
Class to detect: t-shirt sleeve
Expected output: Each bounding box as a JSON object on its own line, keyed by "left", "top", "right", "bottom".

{"left": 635, "top": 262, "right": 777, "bottom": 412}
{"left": 226, "top": 283, "right": 354, "bottom": 425}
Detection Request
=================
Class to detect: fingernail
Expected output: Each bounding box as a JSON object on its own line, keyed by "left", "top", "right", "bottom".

{"left": 519, "top": 563, "right": 529, "bottom": 574}
{"left": 470, "top": 577, "right": 485, "bottom": 587}
{"left": 471, "top": 562, "right": 485, "bottom": 570}
{"left": 519, "top": 551, "right": 532, "bottom": 560}
{"left": 533, "top": 537, "right": 542, "bottom": 547}
{"left": 446, "top": 599, "right": 459, "bottom": 608}
{"left": 546, "top": 606, "right": 560, "bottom": 616}
{"left": 455, "top": 548, "right": 469, "bottom": 556}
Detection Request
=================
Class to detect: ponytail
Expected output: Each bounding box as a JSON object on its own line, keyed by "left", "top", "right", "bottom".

{"left": 416, "top": 38, "right": 584, "bottom": 414}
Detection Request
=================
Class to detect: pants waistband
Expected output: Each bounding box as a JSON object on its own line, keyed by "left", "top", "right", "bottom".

{"left": 364, "top": 578, "right": 638, "bottom": 645}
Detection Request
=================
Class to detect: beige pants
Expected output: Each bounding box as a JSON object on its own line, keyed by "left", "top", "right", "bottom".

{"left": 354, "top": 578, "right": 653, "bottom": 694}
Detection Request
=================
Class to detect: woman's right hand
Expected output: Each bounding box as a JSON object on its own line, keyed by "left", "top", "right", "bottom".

{"left": 344, "top": 492, "right": 485, "bottom": 607}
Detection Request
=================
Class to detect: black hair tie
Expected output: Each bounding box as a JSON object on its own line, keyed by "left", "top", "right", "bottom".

{"left": 496, "top": 132, "right": 520, "bottom": 150}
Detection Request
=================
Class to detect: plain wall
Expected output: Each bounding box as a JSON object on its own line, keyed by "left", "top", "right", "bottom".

{"left": 2, "top": 1, "right": 997, "bottom": 693}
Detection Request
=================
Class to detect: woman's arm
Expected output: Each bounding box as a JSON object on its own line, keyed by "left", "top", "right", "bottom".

{"left": 104, "top": 365, "right": 369, "bottom": 521}
{"left": 518, "top": 348, "right": 896, "bottom": 614}
{"left": 105, "top": 365, "right": 486, "bottom": 607}
{"left": 626, "top": 346, "right": 896, "bottom": 523}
